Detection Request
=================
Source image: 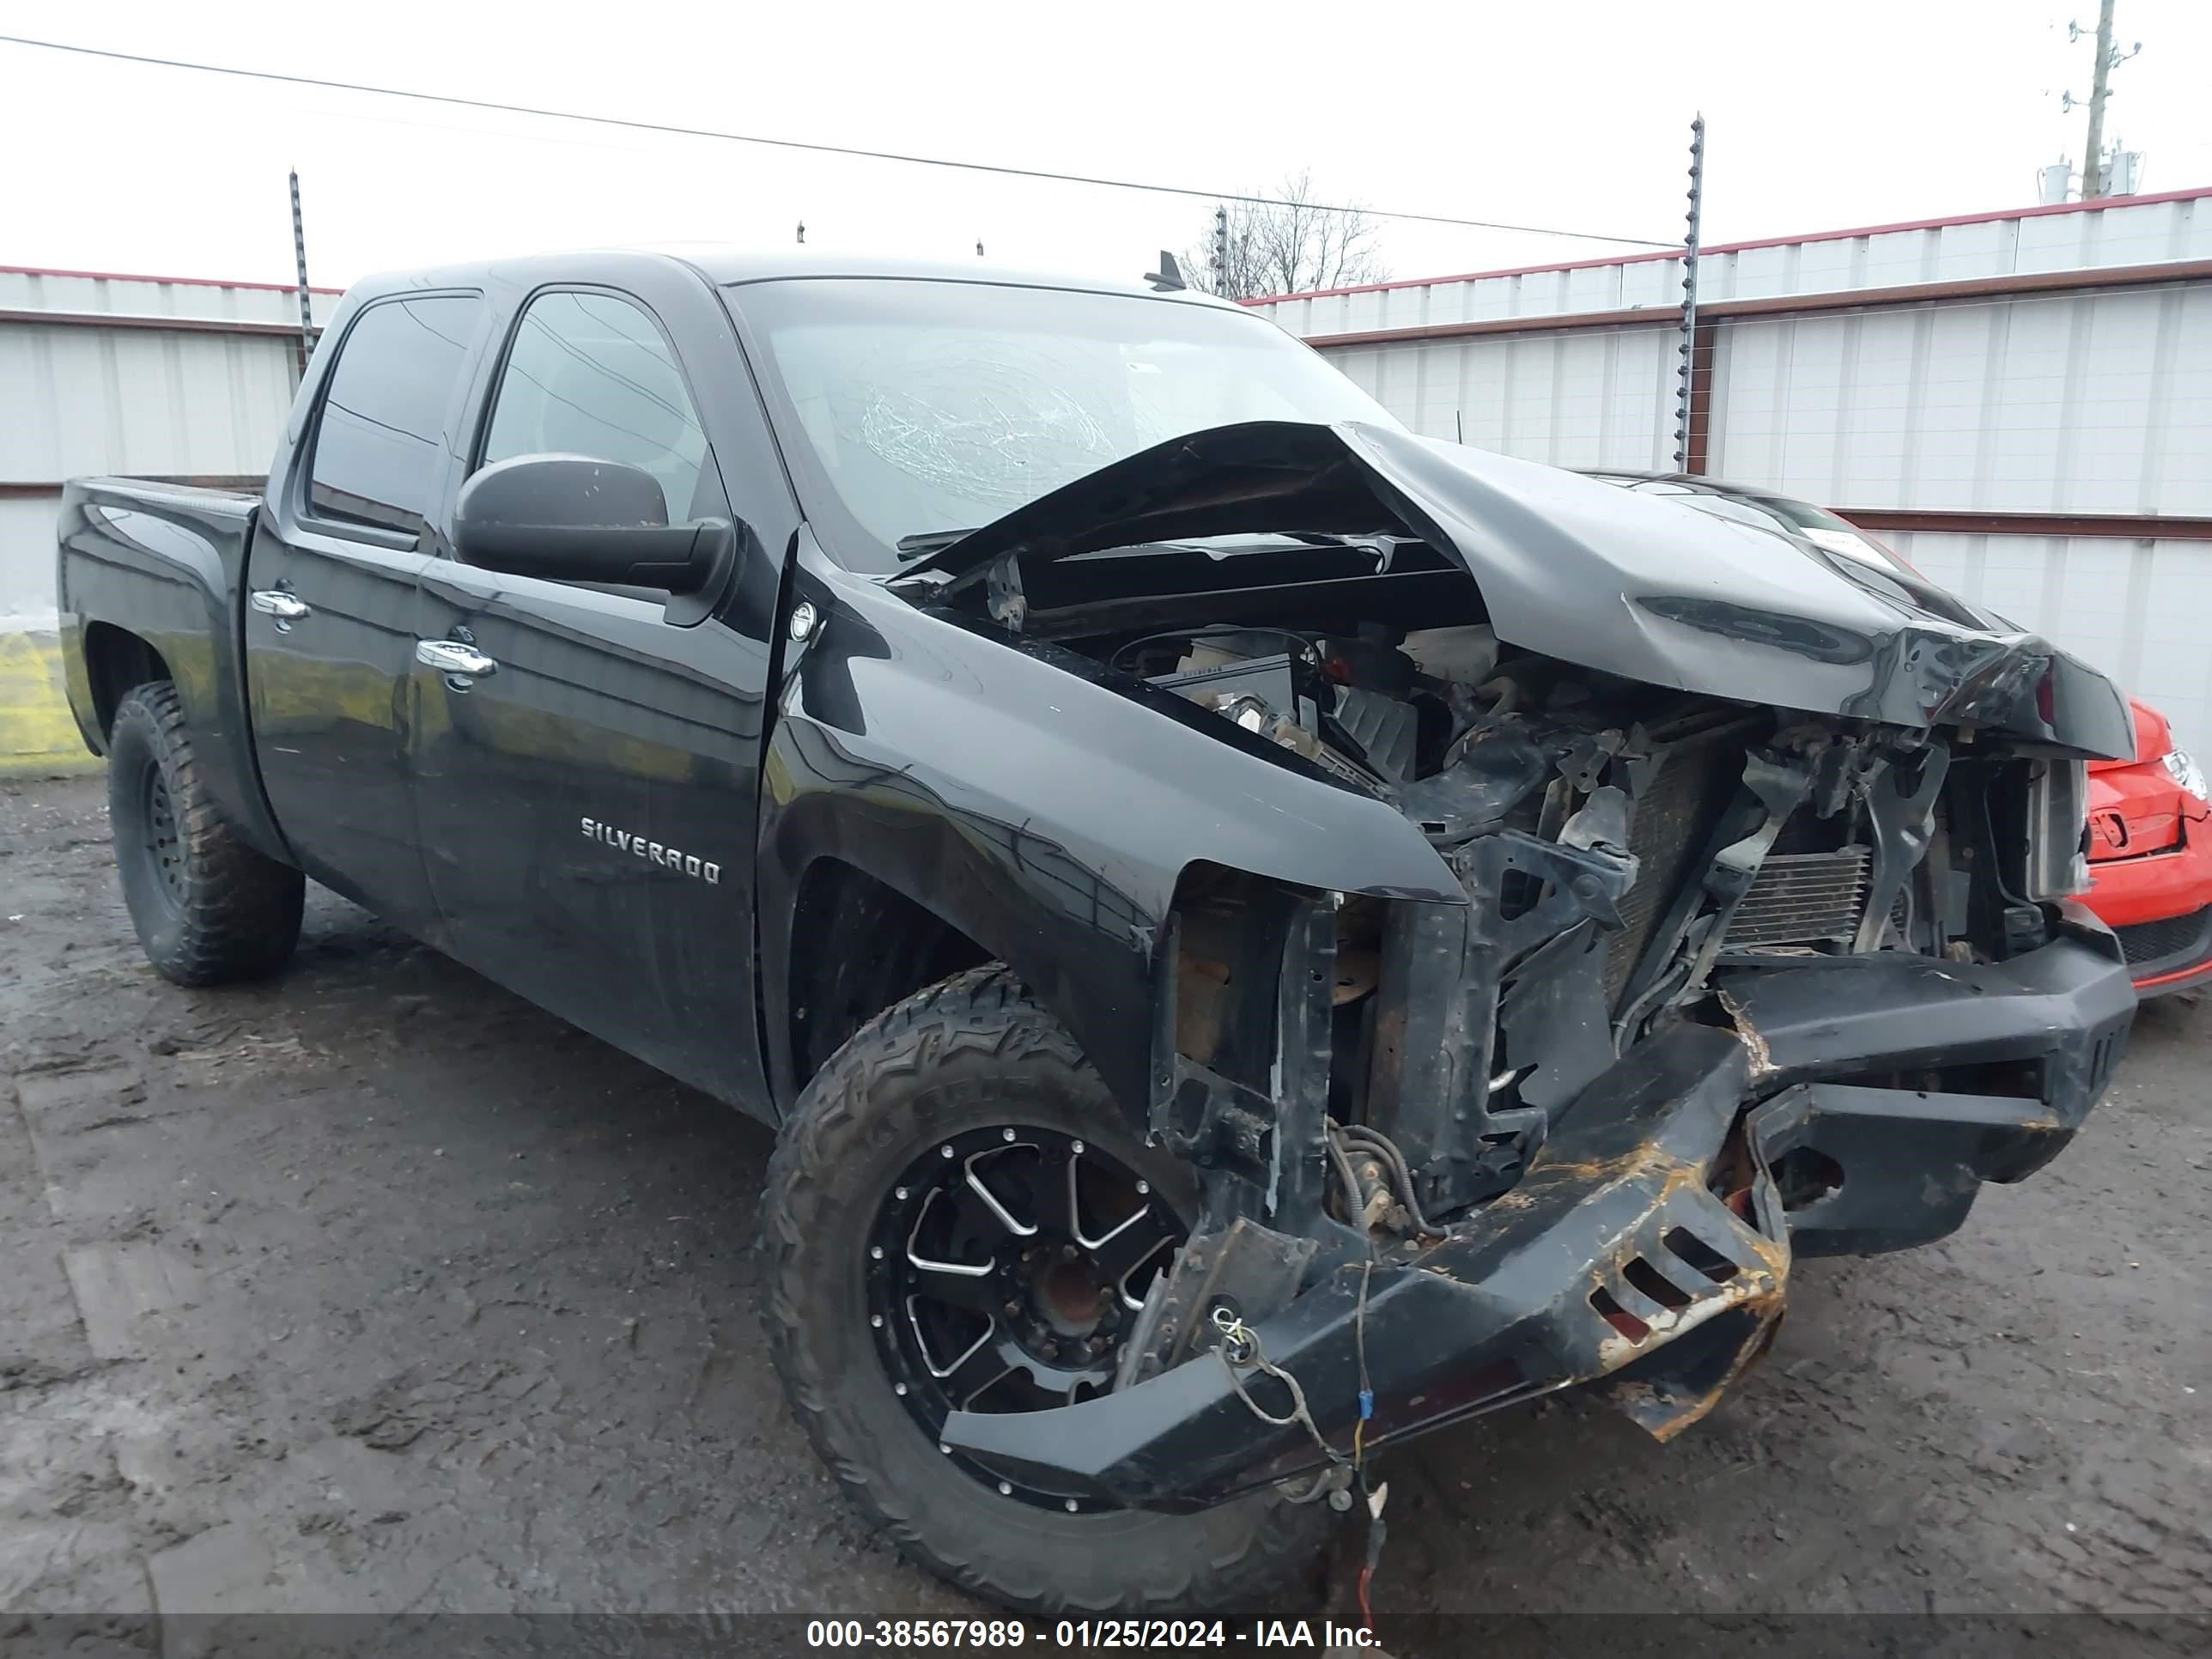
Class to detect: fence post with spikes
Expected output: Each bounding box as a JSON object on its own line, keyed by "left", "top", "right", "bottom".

{"left": 1673, "top": 116, "right": 1705, "bottom": 471}
{"left": 289, "top": 169, "right": 313, "bottom": 385}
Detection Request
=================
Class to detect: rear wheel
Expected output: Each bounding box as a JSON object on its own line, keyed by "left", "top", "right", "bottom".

{"left": 761, "top": 965, "right": 1331, "bottom": 1615}
{"left": 107, "top": 681, "right": 304, "bottom": 986}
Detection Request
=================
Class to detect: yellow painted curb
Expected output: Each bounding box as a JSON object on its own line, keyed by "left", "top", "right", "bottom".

{"left": 0, "top": 629, "right": 100, "bottom": 777}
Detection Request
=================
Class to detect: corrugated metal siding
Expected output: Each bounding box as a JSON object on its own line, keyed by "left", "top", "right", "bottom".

{"left": 0, "top": 321, "right": 299, "bottom": 483}
{"left": 0, "top": 270, "right": 309, "bottom": 754}
{"left": 1707, "top": 285, "right": 2212, "bottom": 516}
{"left": 1270, "top": 255, "right": 1682, "bottom": 340}
{"left": 1707, "top": 191, "right": 2210, "bottom": 299}
{"left": 1258, "top": 189, "right": 2212, "bottom": 337}
{"left": 1332, "top": 324, "right": 1682, "bottom": 468}
{"left": 0, "top": 267, "right": 331, "bottom": 328}
{"left": 1315, "top": 280, "right": 2212, "bottom": 520}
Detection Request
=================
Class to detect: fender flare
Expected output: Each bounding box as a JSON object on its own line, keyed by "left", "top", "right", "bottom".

{"left": 756, "top": 727, "right": 1158, "bottom": 1121}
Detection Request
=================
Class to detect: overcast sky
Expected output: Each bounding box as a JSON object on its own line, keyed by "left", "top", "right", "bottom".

{"left": 3, "top": 0, "right": 2207, "bottom": 294}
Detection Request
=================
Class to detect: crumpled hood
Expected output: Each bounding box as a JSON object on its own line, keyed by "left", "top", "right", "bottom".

{"left": 897, "top": 421, "right": 2133, "bottom": 759}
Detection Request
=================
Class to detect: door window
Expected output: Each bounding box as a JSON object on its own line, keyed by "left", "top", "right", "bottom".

{"left": 481, "top": 290, "right": 711, "bottom": 523}
{"left": 308, "top": 295, "right": 484, "bottom": 535}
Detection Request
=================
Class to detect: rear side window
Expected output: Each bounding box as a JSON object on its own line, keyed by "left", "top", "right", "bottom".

{"left": 481, "top": 290, "right": 711, "bottom": 520}
{"left": 309, "top": 295, "right": 484, "bottom": 535}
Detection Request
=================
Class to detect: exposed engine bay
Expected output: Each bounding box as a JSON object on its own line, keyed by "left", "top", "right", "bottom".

{"left": 1122, "top": 621, "right": 1488, "bottom": 794}
{"left": 894, "top": 422, "right": 2135, "bottom": 1510}
{"left": 1089, "top": 601, "right": 2083, "bottom": 1227}
{"left": 930, "top": 587, "right": 2128, "bottom": 1503}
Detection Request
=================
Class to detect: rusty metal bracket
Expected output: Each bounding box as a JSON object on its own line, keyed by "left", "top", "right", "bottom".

{"left": 985, "top": 550, "right": 1026, "bottom": 631}
{"left": 1114, "top": 1216, "right": 1319, "bottom": 1388}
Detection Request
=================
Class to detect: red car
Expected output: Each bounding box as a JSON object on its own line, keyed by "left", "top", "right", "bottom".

{"left": 2087, "top": 698, "right": 2212, "bottom": 998}
{"left": 1589, "top": 471, "right": 2212, "bottom": 1000}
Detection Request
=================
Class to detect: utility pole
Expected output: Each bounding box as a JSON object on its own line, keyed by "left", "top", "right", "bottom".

{"left": 288, "top": 170, "right": 313, "bottom": 384}
{"left": 1673, "top": 115, "right": 1705, "bottom": 472}
{"left": 2065, "top": 1, "right": 2142, "bottom": 199}
{"left": 2081, "top": 0, "right": 2115, "bottom": 198}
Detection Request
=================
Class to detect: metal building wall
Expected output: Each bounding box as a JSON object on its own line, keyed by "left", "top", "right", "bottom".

{"left": 1260, "top": 186, "right": 2212, "bottom": 339}
{"left": 1328, "top": 322, "right": 1684, "bottom": 467}
{"left": 1708, "top": 285, "right": 2212, "bottom": 516}
{"left": 0, "top": 322, "right": 299, "bottom": 488}
{"left": 0, "top": 266, "right": 317, "bottom": 325}
{"left": 0, "top": 266, "right": 331, "bottom": 772}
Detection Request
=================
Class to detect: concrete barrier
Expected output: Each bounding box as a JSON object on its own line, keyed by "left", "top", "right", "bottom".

{"left": 2, "top": 493, "right": 94, "bottom": 776}
{"left": 0, "top": 614, "right": 92, "bottom": 776}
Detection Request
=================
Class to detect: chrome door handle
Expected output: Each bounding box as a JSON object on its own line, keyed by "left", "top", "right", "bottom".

{"left": 415, "top": 639, "right": 499, "bottom": 678}
{"left": 250, "top": 589, "right": 312, "bottom": 623}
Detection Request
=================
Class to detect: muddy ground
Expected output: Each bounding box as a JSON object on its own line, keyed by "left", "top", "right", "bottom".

{"left": 3, "top": 774, "right": 2209, "bottom": 1656}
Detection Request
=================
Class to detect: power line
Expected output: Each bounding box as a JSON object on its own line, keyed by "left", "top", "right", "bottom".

{"left": 0, "top": 33, "right": 1679, "bottom": 250}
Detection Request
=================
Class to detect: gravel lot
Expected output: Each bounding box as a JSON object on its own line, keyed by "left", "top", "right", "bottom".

{"left": 3, "top": 773, "right": 2209, "bottom": 1655}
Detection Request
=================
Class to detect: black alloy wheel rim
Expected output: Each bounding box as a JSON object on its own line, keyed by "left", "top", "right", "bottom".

{"left": 865, "top": 1124, "right": 1185, "bottom": 1510}
{"left": 141, "top": 764, "right": 185, "bottom": 913}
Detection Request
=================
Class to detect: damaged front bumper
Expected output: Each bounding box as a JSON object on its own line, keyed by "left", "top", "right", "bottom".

{"left": 939, "top": 916, "right": 2134, "bottom": 1510}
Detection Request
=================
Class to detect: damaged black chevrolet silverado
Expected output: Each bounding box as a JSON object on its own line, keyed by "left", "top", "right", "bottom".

{"left": 57, "top": 250, "right": 2140, "bottom": 1613}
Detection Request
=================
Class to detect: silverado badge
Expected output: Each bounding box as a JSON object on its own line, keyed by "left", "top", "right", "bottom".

{"left": 580, "top": 817, "right": 720, "bottom": 884}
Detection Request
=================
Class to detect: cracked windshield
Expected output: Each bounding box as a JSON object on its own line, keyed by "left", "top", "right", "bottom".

{"left": 735, "top": 276, "right": 1398, "bottom": 568}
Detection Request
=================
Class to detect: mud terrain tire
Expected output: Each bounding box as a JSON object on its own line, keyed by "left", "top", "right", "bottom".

{"left": 761, "top": 964, "right": 1332, "bottom": 1615}
{"left": 108, "top": 680, "right": 304, "bottom": 986}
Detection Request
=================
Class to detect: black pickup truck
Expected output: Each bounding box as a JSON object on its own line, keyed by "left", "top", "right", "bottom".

{"left": 57, "top": 248, "right": 2139, "bottom": 1615}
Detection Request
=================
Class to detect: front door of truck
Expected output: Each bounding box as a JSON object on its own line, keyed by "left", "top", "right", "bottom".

{"left": 409, "top": 281, "right": 776, "bottom": 1101}
{"left": 244, "top": 291, "right": 486, "bottom": 933}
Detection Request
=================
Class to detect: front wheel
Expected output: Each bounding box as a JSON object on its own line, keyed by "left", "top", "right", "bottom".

{"left": 760, "top": 965, "right": 1331, "bottom": 1616}
{"left": 107, "top": 681, "right": 304, "bottom": 986}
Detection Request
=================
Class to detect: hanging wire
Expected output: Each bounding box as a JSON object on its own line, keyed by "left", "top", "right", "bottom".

{"left": 0, "top": 33, "right": 1679, "bottom": 250}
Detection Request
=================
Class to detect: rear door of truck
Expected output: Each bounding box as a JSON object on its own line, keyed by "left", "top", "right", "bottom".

{"left": 409, "top": 264, "right": 781, "bottom": 1103}
{"left": 243, "top": 289, "right": 489, "bottom": 933}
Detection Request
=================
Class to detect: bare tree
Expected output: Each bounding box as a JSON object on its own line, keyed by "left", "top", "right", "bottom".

{"left": 1185, "top": 171, "right": 1389, "bottom": 300}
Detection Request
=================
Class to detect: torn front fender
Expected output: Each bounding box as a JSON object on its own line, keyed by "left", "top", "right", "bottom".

{"left": 896, "top": 421, "right": 2132, "bottom": 759}
{"left": 755, "top": 542, "right": 1464, "bottom": 1116}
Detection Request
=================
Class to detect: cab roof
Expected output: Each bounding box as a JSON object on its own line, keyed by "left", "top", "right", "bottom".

{"left": 342, "top": 244, "right": 1245, "bottom": 312}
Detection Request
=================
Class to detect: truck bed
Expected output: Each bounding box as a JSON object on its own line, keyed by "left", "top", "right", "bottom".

{"left": 55, "top": 475, "right": 284, "bottom": 860}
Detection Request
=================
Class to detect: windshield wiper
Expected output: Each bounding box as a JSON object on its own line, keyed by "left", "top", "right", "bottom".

{"left": 896, "top": 529, "right": 1218, "bottom": 562}
{"left": 1281, "top": 530, "right": 1385, "bottom": 547}
{"left": 894, "top": 526, "right": 1401, "bottom": 566}
{"left": 896, "top": 528, "right": 978, "bottom": 559}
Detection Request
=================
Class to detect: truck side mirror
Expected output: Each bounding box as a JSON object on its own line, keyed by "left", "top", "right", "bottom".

{"left": 453, "top": 454, "right": 734, "bottom": 596}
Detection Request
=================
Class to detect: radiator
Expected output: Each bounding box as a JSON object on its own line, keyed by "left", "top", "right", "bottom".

{"left": 1723, "top": 848, "right": 1872, "bottom": 948}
